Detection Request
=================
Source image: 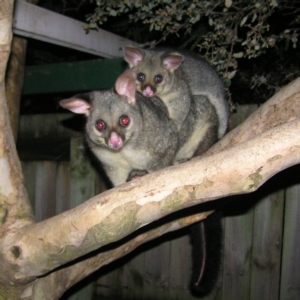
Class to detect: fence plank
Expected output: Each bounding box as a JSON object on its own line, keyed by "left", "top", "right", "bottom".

{"left": 56, "top": 162, "right": 70, "bottom": 214}
{"left": 250, "top": 186, "right": 284, "bottom": 299}
{"left": 222, "top": 198, "right": 254, "bottom": 300}
{"left": 34, "top": 161, "right": 57, "bottom": 222}
{"left": 228, "top": 104, "right": 258, "bottom": 130}
{"left": 169, "top": 231, "right": 198, "bottom": 300}
{"left": 280, "top": 168, "right": 300, "bottom": 300}
{"left": 69, "top": 137, "right": 95, "bottom": 208}
{"left": 143, "top": 239, "right": 171, "bottom": 299}
{"left": 21, "top": 161, "right": 37, "bottom": 211}
{"left": 118, "top": 251, "right": 145, "bottom": 299}
{"left": 95, "top": 263, "right": 124, "bottom": 299}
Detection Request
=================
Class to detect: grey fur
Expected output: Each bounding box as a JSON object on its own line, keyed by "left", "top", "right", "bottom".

{"left": 175, "top": 94, "right": 219, "bottom": 163}
{"left": 123, "top": 46, "right": 230, "bottom": 141}
{"left": 59, "top": 76, "right": 179, "bottom": 186}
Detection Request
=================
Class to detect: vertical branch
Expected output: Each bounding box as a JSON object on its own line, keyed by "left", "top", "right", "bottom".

{"left": 0, "top": 0, "right": 34, "bottom": 235}
{"left": 5, "top": 0, "right": 39, "bottom": 140}
{"left": 5, "top": 36, "right": 27, "bottom": 140}
{"left": 0, "top": 0, "right": 13, "bottom": 83}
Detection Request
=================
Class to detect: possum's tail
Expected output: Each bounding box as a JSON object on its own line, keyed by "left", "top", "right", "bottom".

{"left": 189, "top": 210, "right": 223, "bottom": 297}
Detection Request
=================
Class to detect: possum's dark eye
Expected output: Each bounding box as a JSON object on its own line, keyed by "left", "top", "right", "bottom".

{"left": 95, "top": 120, "right": 106, "bottom": 131}
{"left": 137, "top": 73, "right": 145, "bottom": 82}
{"left": 120, "top": 115, "right": 130, "bottom": 127}
{"left": 154, "top": 74, "right": 163, "bottom": 84}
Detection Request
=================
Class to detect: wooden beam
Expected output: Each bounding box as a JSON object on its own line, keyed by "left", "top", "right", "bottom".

{"left": 23, "top": 58, "right": 126, "bottom": 95}
{"left": 13, "top": 0, "right": 137, "bottom": 58}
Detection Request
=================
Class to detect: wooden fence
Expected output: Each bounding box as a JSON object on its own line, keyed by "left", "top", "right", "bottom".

{"left": 18, "top": 105, "right": 300, "bottom": 300}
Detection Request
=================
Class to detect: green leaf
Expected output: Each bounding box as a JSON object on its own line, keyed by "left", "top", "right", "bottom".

{"left": 109, "top": 9, "right": 117, "bottom": 16}
{"left": 240, "top": 16, "right": 248, "bottom": 27}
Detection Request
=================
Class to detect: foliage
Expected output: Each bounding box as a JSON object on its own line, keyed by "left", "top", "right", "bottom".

{"left": 84, "top": 0, "right": 300, "bottom": 104}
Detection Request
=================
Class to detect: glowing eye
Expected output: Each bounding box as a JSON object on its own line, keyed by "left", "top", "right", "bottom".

{"left": 137, "top": 73, "right": 145, "bottom": 82}
{"left": 154, "top": 74, "right": 163, "bottom": 83}
{"left": 95, "top": 120, "right": 105, "bottom": 131}
{"left": 120, "top": 115, "right": 130, "bottom": 127}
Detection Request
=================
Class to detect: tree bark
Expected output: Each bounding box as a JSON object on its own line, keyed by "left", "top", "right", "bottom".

{"left": 0, "top": 0, "right": 34, "bottom": 231}
{"left": 0, "top": 1, "right": 300, "bottom": 299}
{"left": 5, "top": 36, "right": 27, "bottom": 141}
{"left": 206, "top": 78, "right": 300, "bottom": 155}
{"left": 0, "top": 1, "right": 35, "bottom": 298}
{"left": 5, "top": 0, "right": 39, "bottom": 141}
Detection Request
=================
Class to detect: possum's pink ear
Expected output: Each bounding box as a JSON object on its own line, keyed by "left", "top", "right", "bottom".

{"left": 115, "top": 70, "right": 137, "bottom": 105}
{"left": 162, "top": 53, "right": 184, "bottom": 71}
{"left": 123, "top": 46, "right": 144, "bottom": 67}
{"left": 59, "top": 97, "right": 90, "bottom": 115}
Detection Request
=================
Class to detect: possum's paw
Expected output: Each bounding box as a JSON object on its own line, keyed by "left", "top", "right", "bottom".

{"left": 127, "top": 169, "right": 148, "bottom": 181}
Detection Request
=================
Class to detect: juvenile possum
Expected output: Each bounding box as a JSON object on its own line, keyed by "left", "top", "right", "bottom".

{"left": 123, "top": 45, "right": 230, "bottom": 141}
{"left": 59, "top": 70, "right": 179, "bottom": 186}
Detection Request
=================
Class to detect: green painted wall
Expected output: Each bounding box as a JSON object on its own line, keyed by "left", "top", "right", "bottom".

{"left": 23, "top": 58, "right": 126, "bottom": 95}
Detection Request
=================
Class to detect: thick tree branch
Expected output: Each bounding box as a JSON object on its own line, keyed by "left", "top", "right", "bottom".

{"left": 2, "top": 114, "right": 300, "bottom": 285}
{"left": 207, "top": 78, "right": 300, "bottom": 154}
{"left": 29, "top": 212, "right": 207, "bottom": 299}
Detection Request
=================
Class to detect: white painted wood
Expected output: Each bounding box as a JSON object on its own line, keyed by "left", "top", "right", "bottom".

{"left": 13, "top": 0, "right": 137, "bottom": 58}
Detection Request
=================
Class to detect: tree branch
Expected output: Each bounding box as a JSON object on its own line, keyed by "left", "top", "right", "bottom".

{"left": 29, "top": 211, "right": 208, "bottom": 299}
{"left": 2, "top": 113, "right": 300, "bottom": 284}
{"left": 207, "top": 78, "right": 300, "bottom": 154}
{"left": 0, "top": 0, "right": 34, "bottom": 241}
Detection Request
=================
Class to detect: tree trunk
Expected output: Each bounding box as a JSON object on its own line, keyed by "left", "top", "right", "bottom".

{"left": 0, "top": 1, "right": 300, "bottom": 299}
{"left": 5, "top": 0, "right": 39, "bottom": 140}
{"left": 5, "top": 36, "right": 27, "bottom": 140}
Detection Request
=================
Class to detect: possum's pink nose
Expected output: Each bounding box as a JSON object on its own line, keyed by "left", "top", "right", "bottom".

{"left": 108, "top": 132, "right": 123, "bottom": 150}
{"left": 143, "top": 86, "right": 154, "bottom": 97}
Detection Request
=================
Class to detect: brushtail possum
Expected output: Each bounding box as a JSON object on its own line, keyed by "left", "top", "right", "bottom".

{"left": 123, "top": 45, "right": 229, "bottom": 141}
{"left": 59, "top": 70, "right": 179, "bottom": 186}
{"left": 123, "top": 46, "right": 226, "bottom": 296}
